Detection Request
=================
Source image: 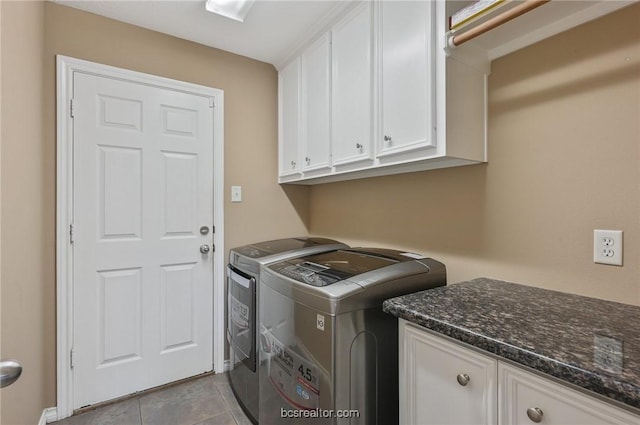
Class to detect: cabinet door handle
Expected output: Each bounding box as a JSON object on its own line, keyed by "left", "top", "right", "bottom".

{"left": 305, "top": 157, "right": 310, "bottom": 165}
{"left": 291, "top": 160, "right": 296, "bottom": 169}
{"left": 526, "top": 407, "right": 543, "bottom": 423}
{"left": 384, "top": 135, "right": 392, "bottom": 143}
{"left": 456, "top": 373, "right": 470, "bottom": 386}
{"left": 356, "top": 143, "right": 363, "bottom": 150}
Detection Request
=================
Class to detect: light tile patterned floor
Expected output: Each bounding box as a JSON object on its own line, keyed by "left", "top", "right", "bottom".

{"left": 52, "top": 373, "right": 253, "bottom": 425}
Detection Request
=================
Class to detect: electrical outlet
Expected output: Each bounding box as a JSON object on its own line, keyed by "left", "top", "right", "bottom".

{"left": 594, "top": 229, "right": 623, "bottom": 266}
{"left": 594, "top": 334, "right": 623, "bottom": 374}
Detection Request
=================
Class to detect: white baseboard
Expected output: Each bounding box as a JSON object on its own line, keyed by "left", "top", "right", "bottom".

{"left": 38, "top": 407, "right": 58, "bottom": 425}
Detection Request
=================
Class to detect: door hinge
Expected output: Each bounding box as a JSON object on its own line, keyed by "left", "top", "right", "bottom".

{"left": 209, "top": 97, "right": 215, "bottom": 108}
{"left": 70, "top": 349, "right": 74, "bottom": 369}
{"left": 69, "top": 224, "right": 74, "bottom": 244}
{"left": 212, "top": 225, "right": 215, "bottom": 234}
{"left": 212, "top": 244, "right": 216, "bottom": 253}
{"left": 70, "top": 99, "right": 75, "bottom": 118}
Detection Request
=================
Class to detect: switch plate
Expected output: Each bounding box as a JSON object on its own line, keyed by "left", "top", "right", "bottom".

{"left": 594, "top": 229, "right": 623, "bottom": 266}
{"left": 231, "top": 186, "right": 242, "bottom": 202}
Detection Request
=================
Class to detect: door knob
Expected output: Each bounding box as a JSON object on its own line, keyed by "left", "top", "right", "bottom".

{"left": 200, "top": 244, "right": 210, "bottom": 254}
{"left": 0, "top": 360, "right": 22, "bottom": 388}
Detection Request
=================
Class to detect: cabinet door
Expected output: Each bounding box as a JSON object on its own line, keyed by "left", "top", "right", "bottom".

{"left": 400, "top": 321, "right": 497, "bottom": 425}
{"left": 279, "top": 57, "right": 301, "bottom": 177}
{"left": 301, "top": 33, "right": 331, "bottom": 172}
{"left": 331, "top": 2, "right": 373, "bottom": 166}
{"left": 499, "top": 363, "right": 640, "bottom": 425}
{"left": 379, "top": 1, "right": 435, "bottom": 157}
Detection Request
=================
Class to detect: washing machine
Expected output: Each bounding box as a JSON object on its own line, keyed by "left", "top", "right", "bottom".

{"left": 258, "top": 248, "right": 446, "bottom": 425}
{"left": 227, "top": 237, "right": 348, "bottom": 424}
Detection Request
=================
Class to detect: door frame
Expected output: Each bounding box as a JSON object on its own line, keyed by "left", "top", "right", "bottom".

{"left": 56, "top": 55, "right": 225, "bottom": 419}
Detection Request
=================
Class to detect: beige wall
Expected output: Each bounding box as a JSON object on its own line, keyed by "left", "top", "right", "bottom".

{"left": 1, "top": 2, "right": 308, "bottom": 423}
{"left": 1, "top": 1, "right": 48, "bottom": 424}
{"left": 1, "top": 1, "right": 638, "bottom": 423}
{"left": 310, "top": 4, "right": 640, "bottom": 305}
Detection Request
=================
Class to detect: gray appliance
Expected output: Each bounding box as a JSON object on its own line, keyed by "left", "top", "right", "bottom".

{"left": 258, "top": 248, "right": 446, "bottom": 424}
{"left": 227, "top": 237, "right": 348, "bottom": 424}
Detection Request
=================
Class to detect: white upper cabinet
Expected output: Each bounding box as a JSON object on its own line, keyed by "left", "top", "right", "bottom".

{"left": 301, "top": 33, "right": 332, "bottom": 173}
{"left": 330, "top": 2, "right": 373, "bottom": 167}
{"left": 278, "top": 57, "right": 301, "bottom": 178}
{"left": 278, "top": 0, "right": 633, "bottom": 184}
{"left": 378, "top": 0, "right": 435, "bottom": 157}
{"left": 277, "top": 0, "right": 488, "bottom": 184}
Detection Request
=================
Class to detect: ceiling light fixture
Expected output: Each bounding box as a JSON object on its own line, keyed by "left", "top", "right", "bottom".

{"left": 205, "top": 0, "right": 256, "bottom": 23}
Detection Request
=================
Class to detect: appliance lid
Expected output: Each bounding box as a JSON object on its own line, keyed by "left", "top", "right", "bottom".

{"left": 234, "top": 237, "right": 342, "bottom": 259}
{"left": 270, "top": 248, "right": 420, "bottom": 287}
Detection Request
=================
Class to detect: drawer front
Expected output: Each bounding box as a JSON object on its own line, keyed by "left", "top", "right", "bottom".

{"left": 400, "top": 321, "right": 497, "bottom": 425}
{"left": 499, "top": 363, "right": 640, "bottom": 425}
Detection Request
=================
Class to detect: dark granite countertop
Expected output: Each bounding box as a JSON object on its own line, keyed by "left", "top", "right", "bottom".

{"left": 382, "top": 278, "right": 640, "bottom": 411}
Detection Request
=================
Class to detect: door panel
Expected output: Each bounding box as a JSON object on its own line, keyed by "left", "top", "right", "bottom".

{"left": 98, "top": 268, "right": 143, "bottom": 366}
{"left": 160, "top": 263, "right": 197, "bottom": 352}
{"left": 97, "top": 146, "right": 142, "bottom": 240}
{"left": 162, "top": 152, "right": 198, "bottom": 237}
{"left": 73, "top": 71, "right": 213, "bottom": 408}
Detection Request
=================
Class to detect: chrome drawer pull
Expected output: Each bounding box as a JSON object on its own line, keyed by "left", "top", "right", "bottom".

{"left": 456, "top": 373, "right": 470, "bottom": 386}
{"left": 526, "top": 407, "right": 543, "bottom": 423}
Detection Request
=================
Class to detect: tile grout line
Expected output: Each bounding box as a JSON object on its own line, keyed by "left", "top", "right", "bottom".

{"left": 137, "top": 397, "right": 143, "bottom": 425}
{"left": 215, "top": 382, "right": 242, "bottom": 425}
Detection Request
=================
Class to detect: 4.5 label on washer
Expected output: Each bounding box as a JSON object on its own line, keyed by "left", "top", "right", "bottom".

{"left": 316, "top": 314, "right": 325, "bottom": 331}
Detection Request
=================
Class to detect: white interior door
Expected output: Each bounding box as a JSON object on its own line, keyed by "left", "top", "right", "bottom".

{"left": 72, "top": 72, "right": 214, "bottom": 408}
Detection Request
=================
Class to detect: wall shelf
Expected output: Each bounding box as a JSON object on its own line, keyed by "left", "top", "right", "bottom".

{"left": 447, "top": 0, "right": 636, "bottom": 61}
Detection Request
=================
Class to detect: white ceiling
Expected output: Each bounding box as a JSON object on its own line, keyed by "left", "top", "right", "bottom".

{"left": 54, "top": 0, "right": 348, "bottom": 68}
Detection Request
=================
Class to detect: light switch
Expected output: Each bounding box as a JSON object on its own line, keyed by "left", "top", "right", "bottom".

{"left": 231, "top": 186, "right": 242, "bottom": 202}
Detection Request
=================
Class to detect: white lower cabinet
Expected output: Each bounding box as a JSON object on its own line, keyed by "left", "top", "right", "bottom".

{"left": 399, "top": 320, "right": 640, "bottom": 425}
{"left": 400, "top": 321, "right": 497, "bottom": 425}
{"left": 499, "top": 363, "right": 640, "bottom": 425}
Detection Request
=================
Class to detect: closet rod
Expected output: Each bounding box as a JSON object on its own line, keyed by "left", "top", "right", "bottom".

{"left": 449, "top": 0, "right": 551, "bottom": 47}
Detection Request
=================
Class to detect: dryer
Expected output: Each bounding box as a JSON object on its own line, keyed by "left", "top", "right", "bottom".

{"left": 227, "top": 237, "right": 348, "bottom": 423}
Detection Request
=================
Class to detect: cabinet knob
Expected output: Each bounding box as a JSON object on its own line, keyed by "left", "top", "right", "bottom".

{"left": 291, "top": 160, "right": 296, "bottom": 169}
{"left": 456, "top": 373, "right": 470, "bottom": 386}
{"left": 384, "top": 135, "right": 392, "bottom": 143}
{"left": 526, "top": 407, "right": 543, "bottom": 423}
